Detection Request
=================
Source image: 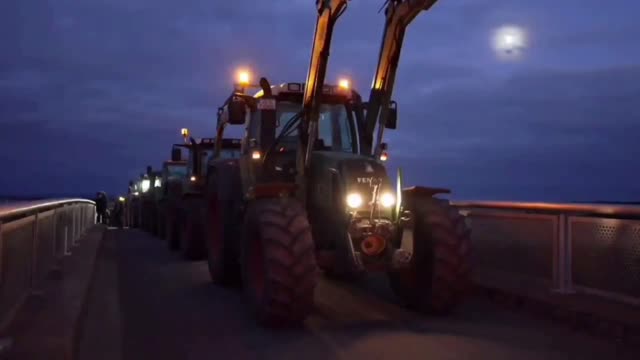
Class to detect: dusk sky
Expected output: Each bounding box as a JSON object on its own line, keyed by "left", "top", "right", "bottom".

{"left": 1, "top": 0, "right": 638, "bottom": 201}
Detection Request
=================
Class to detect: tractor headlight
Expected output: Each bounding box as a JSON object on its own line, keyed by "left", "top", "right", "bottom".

{"left": 346, "top": 193, "right": 363, "bottom": 209}
{"left": 380, "top": 192, "right": 395, "bottom": 208}
{"left": 141, "top": 179, "right": 151, "bottom": 193}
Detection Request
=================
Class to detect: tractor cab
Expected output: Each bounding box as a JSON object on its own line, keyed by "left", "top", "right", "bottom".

{"left": 216, "top": 137, "right": 242, "bottom": 159}
{"left": 216, "top": 76, "right": 364, "bottom": 185}
{"left": 173, "top": 138, "right": 216, "bottom": 190}
{"left": 161, "top": 160, "right": 187, "bottom": 196}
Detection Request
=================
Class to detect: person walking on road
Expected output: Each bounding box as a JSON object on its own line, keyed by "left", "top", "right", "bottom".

{"left": 95, "top": 191, "right": 108, "bottom": 224}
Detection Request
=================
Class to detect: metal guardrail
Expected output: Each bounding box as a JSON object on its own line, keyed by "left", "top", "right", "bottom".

{"left": 0, "top": 199, "right": 96, "bottom": 333}
{"left": 453, "top": 200, "right": 640, "bottom": 306}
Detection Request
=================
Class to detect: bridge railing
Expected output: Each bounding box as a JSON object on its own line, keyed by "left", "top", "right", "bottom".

{"left": 0, "top": 199, "right": 96, "bottom": 332}
{"left": 453, "top": 201, "right": 640, "bottom": 306}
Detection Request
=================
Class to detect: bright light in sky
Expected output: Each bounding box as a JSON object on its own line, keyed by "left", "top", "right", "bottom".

{"left": 492, "top": 25, "right": 527, "bottom": 59}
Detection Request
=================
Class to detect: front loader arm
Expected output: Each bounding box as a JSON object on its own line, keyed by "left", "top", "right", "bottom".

{"left": 300, "top": 0, "right": 349, "bottom": 168}
{"left": 362, "top": 0, "right": 440, "bottom": 155}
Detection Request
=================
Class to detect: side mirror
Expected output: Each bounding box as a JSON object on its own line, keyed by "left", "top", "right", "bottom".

{"left": 227, "top": 97, "right": 247, "bottom": 125}
{"left": 385, "top": 101, "right": 398, "bottom": 129}
{"left": 171, "top": 147, "right": 181, "bottom": 161}
{"left": 380, "top": 142, "right": 388, "bottom": 151}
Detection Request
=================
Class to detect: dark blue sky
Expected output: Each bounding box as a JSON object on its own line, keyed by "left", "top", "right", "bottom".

{"left": 1, "top": 0, "right": 638, "bottom": 201}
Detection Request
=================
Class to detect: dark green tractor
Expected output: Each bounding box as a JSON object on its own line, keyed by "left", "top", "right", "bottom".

{"left": 204, "top": 0, "right": 471, "bottom": 326}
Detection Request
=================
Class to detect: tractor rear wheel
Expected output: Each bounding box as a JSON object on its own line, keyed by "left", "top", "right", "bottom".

{"left": 165, "top": 206, "right": 179, "bottom": 251}
{"left": 388, "top": 198, "right": 472, "bottom": 315}
{"left": 180, "top": 199, "right": 206, "bottom": 261}
{"left": 242, "top": 198, "right": 318, "bottom": 327}
{"left": 205, "top": 189, "right": 240, "bottom": 286}
{"left": 157, "top": 206, "right": 166, "bottom": 239}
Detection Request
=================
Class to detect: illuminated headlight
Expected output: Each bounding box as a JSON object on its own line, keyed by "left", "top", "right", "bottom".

{"left": 380, "top": 192, "right": 395, "bottom": 208}
{"left": 154, "top": 179, "right": 161, "bottom": 188}
{"left": 346, "top": 193, "right": 363, "bottom": 209}
{"left": 141, "top": 179, "right": 151, "bottom": 193}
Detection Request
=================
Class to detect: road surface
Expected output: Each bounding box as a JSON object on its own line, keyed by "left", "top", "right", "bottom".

{"left": 77, "top": 229, "right": 637, "bottom": 360}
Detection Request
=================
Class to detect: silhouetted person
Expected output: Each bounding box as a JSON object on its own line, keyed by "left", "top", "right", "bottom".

{"left": 95, "top": 192, "right": 108, "bottom": 224}
{"left": 111, "top": 201, "right": 124, "bottom": 228}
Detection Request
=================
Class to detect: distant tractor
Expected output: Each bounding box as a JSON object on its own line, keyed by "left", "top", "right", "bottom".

{"left": 126, "top": 178, "right": 144, "bottom": 228}
{"left": 204, "top": 0, "right": 471, "bottom": 327}
{"left": 171, "top": 136, "right": 241, "bottom": 260}
{"left": 159, "top": 146, "right": 188, "bottom": 246}
{"left": 141, "top": 166, "right": 163, "bottom": 234}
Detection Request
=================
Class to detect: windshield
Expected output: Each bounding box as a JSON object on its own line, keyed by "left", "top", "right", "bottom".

{"left": 276, "top": 101, "right": 356, "bottom": 153}
{"left": 219, "top": 148, "right": 240, "bottom": 159}
{"left": 166, "top": 165, "right": 186, "bottom": 180}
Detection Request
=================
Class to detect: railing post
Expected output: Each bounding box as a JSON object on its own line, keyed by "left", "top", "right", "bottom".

{"left": 72, "top": 206, "right": 78, "bottom": 246}
{"left": 552, "top": 213, "right": 575, "bottom": 294}
{"left": 564, "top": 214, "right": 575, "bottom": 293}
{"left": 31, "top": 212, "right": 39, "bottom": 292}
{"left": 50, "top": 207, "right": 62, "bottom": 276}
{"left": 64, "top": 206, "right": 71, "bottom": 256}
{"left": 80, "top": 205, "right": 84, "bottom": 235}
{"left": 0, "top": 220, "right": 3, "bottom": 284}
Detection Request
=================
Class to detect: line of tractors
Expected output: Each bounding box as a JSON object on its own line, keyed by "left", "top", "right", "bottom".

{"left": 119, "top": 0, "right": 472, "bottom": 327}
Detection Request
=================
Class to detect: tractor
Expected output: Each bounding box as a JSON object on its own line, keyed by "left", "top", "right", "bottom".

{"left": 204, "top": 0, "right": 471, "bottom": 326}
{"left": 126, "top": 178, "right": 144, "bottom": 228}
{"left": 140, "top": 166, "right": 163, "bottom": 234}
{"left": 158, "top": 145, "right": 188, "bottom": 242}
{"left": 170, "top": 135, "right": 242, "bottom": 260}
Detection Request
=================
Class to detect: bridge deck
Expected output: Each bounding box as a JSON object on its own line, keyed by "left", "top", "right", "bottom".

{"left": 76, "top": 229, "right": 637, "bottom": 360}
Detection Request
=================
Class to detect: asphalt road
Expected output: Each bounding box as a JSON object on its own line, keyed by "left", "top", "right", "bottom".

{"left": 78, "top": 229, "right": 637, "bottom": 360}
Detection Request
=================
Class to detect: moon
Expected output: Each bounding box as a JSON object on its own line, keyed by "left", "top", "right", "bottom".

{"left": 492, "top": 25, "right": 527, "bottom": 58}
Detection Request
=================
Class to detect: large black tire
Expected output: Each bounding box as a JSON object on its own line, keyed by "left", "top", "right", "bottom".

{"left": 156, "top": 205, "right": 166, "bottom": 239}
{"left": 150, "top": 206, "right": 159, "bottom": 236}
{"left": 166, "top": 205, "right": 180, "bottom": 251}
{"left": 205, "top": 174, "right": 241, "bottom": 287}
{"left": 388, "top": 197, "right": 472, "bottom": 315}
{"left": 179, "top": 198, "right": 206, "bottom": 261}
{"left": 242, "top": 198, "right": 318, "bottom": 327}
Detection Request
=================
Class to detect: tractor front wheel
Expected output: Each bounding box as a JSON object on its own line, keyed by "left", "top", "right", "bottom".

{"left": 205, "top": 190, "right": 240, "bottom": 286}
{"left": 180, "top": 200, "right": 206, "bottom": 261}
{"left": 388, "top": 198, "right": 472, "bottom": 315}
{"left": 165, "top": 207, "right": 179, "bottom": 251}
{"left": 242, "top": 198, "right": 318, "bottom": 327}
{"left": 157, "top": 206, "right": 166, "bottom": 239}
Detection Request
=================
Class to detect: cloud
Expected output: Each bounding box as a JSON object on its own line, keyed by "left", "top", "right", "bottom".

{"left": 386, "top": 65, "right": 640, "bottom": 201}
{"left": 1, "top": 0, "right": 639, "bottom": 201}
